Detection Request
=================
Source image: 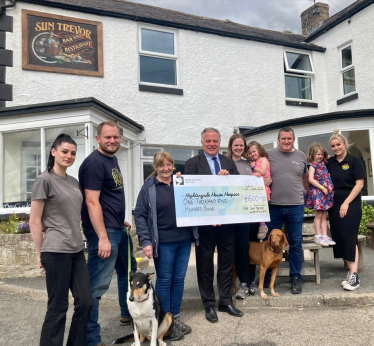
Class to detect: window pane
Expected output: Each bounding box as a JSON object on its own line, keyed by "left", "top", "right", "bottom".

{"left": 285, "top": 76, "right": 312, "bottom": 100}
{"left": 342, "top": 130, "right": 371, "bottom": 196}
{"left": 262, "top": 143, "right": 274, "bottom": 150}
{"left": 343, "top": 68, "right": 356, "bottom": 95}
{"left": 193, "top": 149, "right": 204, "bottom": 156}
{"left": 286, "top": 52, "right": 312, "bottom": 72}
{"left": 140, "top": 56, "right": 176, "bottom": 86}
{"left": 27, "top": 167, "right": 37, "bottom": 179}
{"left": 166, "top": 148, "right": 193, "bottom": 175}
{"left": 342, "top": 46, "right": 352, "bottom": 68}
{"left": 3, "top": 130, "right": 40, "bottom": 207}
{"left": 143, "top": 148, "right": 161, "bottom": 157}
{"left": 26, "top": 154, "right": 37, "bottom": 167}
{"left": 143, "top": 162, "right": 154, "bottom": 181}
{"left": 298, "top": 133, "right": 334, "bottom": 157}
{"left": 45, "top": 125, "right": 86, "bottom": 180}
{"left": 26, "top": 180, "right": 34, "bottom": 193}
{"left": 141, "top": 29, "right": 174, "bottom": 55}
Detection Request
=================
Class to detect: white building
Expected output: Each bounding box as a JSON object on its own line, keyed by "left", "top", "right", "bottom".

{"left": 0, "top": 0, "right": 374, "bottom": 215}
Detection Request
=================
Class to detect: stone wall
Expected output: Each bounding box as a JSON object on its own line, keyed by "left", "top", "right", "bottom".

{"left": 0, "top": 233, "right": 42, "bottom": 278}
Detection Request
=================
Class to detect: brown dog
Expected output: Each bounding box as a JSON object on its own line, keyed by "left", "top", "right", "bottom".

{"left": 233, "top": 228, "right": 289, "bottom": 300}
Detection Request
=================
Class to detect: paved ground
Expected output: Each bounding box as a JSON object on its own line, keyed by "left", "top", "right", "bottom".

{"left": 1, "top": 289, "right": 374, "bottom": 346}
{"left": 3, "top": 245, "right": 374, "bottom": 309}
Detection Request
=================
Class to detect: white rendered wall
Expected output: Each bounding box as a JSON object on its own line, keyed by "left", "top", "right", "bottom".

{"left": 310, "top": 4, "right": 374, "bottom": 113}
{"left": 5, "top": 2, "right": 324, "bottom": 149}
{"left": 6, "top": 3, "right": 374, "bottom": 148}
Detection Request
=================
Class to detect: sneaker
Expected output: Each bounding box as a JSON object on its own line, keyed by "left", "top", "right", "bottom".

{"left": 341, "top": 270, "right": 351, "bottom": 287}
{"left": 168, "top": 324, "right": 185, "bottom": 341}
{"left": 257, "top": 225, "right": 268, "bottom": 240}
{"left": 319, "top": 236, "right": 330, "bottom": 247}
{"left": 314, "top": 235, "right": 322, "bottom": 245}
{"left": 249, "top": 281, "right": 260, "bottom": 295}
{"left": 119, "top": 316, "right": 132, "bottom": 326}
{"left": 343, "top": 272, "right": 360, "bottom": 291}
{"left": 291, "top": 277, "right": 302, "bottom": 294}
{"left": 326, "top": 236, "right": 336, "bottom": 246}
{"left": 235, "top": 283, "right": 249, "bottom": 299}
{"left": 174, "top": 314, "right": 192, "bottom": 335}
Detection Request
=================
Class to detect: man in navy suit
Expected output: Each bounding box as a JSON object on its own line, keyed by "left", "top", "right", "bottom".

{"left": 184, "top": 128, "right": 243, "bottom": 323}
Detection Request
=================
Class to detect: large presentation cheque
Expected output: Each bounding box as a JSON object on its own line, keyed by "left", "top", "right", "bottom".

{"left": 173, "top": 175, "right": 270, "bottom": 227}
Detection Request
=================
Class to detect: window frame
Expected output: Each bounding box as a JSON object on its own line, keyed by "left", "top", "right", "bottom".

{"left": 284, "top": 73, "right": 315, "bottom": 102}
{"left": 283, "top": 50, "right": 315, "bottom": 75}
{"left": 138, "top": 24, "right": 180, "bottom": 88}
{"left": 339, "top": 42, "right": 357, "bottom": 97}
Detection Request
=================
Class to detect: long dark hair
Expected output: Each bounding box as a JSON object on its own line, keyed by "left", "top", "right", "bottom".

{"left": 47, "top": 134, "right": 77, "bottom": 173}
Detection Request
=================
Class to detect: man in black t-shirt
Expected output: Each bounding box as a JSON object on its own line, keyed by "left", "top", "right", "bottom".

{"left": 79, "top": 121, "right": 136, "bottom": 346}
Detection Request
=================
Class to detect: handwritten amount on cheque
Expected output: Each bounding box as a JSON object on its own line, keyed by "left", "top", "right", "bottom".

{"left": 182, "top": 192, "right": 267, "bottom": 213}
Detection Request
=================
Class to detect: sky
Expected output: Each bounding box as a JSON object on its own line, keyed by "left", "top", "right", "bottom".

{"left": 128, "top": 0, "right": 358, "bottom": 34}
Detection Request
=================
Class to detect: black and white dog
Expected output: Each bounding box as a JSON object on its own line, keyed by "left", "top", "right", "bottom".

{"left": 112, "top": 271, "right": 174, "bottom": 346}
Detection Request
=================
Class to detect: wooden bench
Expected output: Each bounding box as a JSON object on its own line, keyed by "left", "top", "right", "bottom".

{"left": 277, "top": 243, "right": 322, "bottom": 284}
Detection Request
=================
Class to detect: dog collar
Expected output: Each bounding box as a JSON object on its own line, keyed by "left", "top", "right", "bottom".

{"left": 136, "top": 294, "right": 150, "bottom": 303}
{"left": 270, "top": 245, "right": 282, "bottom": 254}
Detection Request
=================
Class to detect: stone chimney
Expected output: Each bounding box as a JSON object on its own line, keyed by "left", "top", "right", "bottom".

{"left": 301, "top": 2, "right": 329, "bottom": 36}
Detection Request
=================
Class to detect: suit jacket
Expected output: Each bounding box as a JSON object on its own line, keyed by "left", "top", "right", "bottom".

{"left": 185, "top": 153, "right": 239, "bottom": 176}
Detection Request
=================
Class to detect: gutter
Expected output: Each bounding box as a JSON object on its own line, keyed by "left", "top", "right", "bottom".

{"left": 241, "top": 109, "right": 374, "bottom": 138}
{"left": 305, "top": 0, "right": 374, "bottom": 42}
{"left": 18, "top": 0, "right": 326, "bottom": 52}
{"left": 0, "top": 97, "right": 145, "bottom": 132}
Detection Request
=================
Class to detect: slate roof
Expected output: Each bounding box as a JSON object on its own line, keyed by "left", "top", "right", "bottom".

{"left": 20, "top": 0, "right": 325, "bottom": 52}
{"left": 305, "top": 0, "right": 374, "bottom": 42}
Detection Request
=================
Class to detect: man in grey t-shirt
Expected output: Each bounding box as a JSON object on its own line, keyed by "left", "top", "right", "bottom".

{"left": 265, "top": 127, "right": 309, "bottom": 294}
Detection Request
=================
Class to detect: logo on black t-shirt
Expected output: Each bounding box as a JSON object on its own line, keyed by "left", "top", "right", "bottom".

{"left": 342, "top": 164, "right": 349, "bottom": 170}
{"left": 112, "top": 167, "right": 123, "bottom": 188}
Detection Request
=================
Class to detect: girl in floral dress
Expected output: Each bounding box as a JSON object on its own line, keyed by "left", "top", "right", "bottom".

{"left": 305, "top": 143, "right": 335, "bottom": 246}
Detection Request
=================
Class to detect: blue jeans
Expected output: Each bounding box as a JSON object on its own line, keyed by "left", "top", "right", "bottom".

{"left": 84, "top": 228, "right": 137, "bottom": 346}
{"left": 153, "top": 238, "right": 191, "bottom": 315}
{"left": 265, "top": 205, "right": 304, "bottom": 281}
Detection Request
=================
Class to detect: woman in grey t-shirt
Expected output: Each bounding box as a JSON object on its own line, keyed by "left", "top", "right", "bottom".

{"left": 29, "top": 134, "right": 92, "bottom": 346}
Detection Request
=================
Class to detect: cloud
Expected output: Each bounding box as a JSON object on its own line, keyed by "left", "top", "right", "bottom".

{"left": 127, "top": 0, "right": 358, "bottom": 34}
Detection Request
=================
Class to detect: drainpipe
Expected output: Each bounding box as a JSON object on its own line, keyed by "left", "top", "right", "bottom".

{"left": 0, "top": 0, "right": 14, "bottom": 108}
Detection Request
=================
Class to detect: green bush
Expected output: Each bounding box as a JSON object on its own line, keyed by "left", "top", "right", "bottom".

{"left": 359, "top": 201, "right": 374, "bottom": 237}
{"left": 0, "top": 214, "right": 22, "bottom": 234}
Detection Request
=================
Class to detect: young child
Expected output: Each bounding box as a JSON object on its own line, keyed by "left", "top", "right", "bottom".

{"left": 305, "top": 143, "right": 335, "bottom": 246}
{"left": 248, "top": 141, "right": 271, "bottom": 240}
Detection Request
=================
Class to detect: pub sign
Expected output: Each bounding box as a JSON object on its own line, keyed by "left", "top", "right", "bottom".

{"left": 22, "top": 10, "right": 103, "bottom": 77}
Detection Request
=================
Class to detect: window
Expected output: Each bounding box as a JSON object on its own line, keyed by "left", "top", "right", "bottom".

{"left": 3, "top": 130, "right": 41, "bottom": 206}
{"left": 298, "top": 133, "right": 334, "bottom": 157}
{"left": 138, "top": 26, "right": 178, "bottom": 87}
{"left": 340, "top": 44, "right": 356, "bottom": 96}
{"left": 262, "top": 143, "right": 274, "bottom": 151}
{"left": 284, "top": 50, "right": 314, "bottom": 101}
{"left": 342, "top": 130, "right": 371, "bottom": 196}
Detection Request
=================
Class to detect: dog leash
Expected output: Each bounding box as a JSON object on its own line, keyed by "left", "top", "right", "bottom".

{"left": 125, "top": 226, "right": 131, "bottom": 284}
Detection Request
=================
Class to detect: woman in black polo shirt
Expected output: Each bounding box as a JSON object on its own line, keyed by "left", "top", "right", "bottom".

{"left": 135, "top": 151, "right": 192, "bottom": 339}
{"left": 328, "top": 130, "right": 365, "bottom": 291}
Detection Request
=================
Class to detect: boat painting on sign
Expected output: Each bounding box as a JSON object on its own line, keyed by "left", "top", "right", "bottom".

{"left": 22, "top": 10, "right": 103, "bottom": 77}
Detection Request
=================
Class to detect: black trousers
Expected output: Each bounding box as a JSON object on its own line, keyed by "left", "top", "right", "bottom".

{"left": 40, "top": 250, "right": 93, "bottom": 346}
{"left": 235, "top": 223, "right": 259, "bottom": 285}
{"left": 195, "top": 225, "right": 235, "bottom": 308}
